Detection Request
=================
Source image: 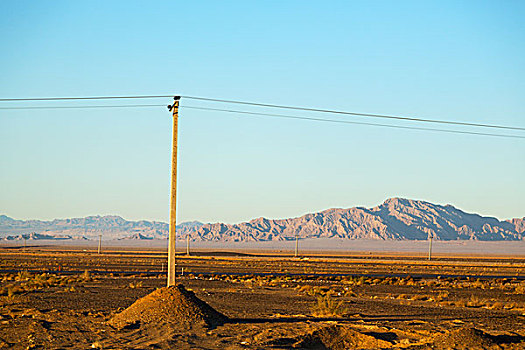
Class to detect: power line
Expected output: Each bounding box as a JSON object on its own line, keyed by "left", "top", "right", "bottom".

{"left": 0, "top": 104, "right": 165, "bottom": 110}
{"left": 181, "top": 105, "right": 525, "bottom": 140}
{"left": 0, "top": 95, "right": 172, "bottom": 102}
{"left": 181, "top": 96, "right": 525, "bottom": 132}
{"left": 0, "top": 102, "right": 523, "bottom": 139}
{"left": 0, "top": 94, "right": 523, "bottom": 131}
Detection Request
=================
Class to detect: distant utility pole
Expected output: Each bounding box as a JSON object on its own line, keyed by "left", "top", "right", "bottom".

{"left": 428, "top": 235, "right": 433, "bottom": 261}
{"left": 294, "top": 233, "right": 299, "bottom": 258}
{"left": 186, "top": 235, "right": 190, "bottom": 256}
{"left": 98, "top": 234, "right": 102, "bottom": 254}
{"left": 167, "top": 96, "right": 181, "bottom": 287}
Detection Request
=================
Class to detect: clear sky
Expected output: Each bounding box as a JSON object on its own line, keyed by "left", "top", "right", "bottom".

{"left": 1, "top": 1, "right": 524, "bottom": 223}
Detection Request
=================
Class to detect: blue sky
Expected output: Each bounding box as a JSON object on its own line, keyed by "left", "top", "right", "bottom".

{"left": 1, "top": 1, "right": 524, "bottom": 223}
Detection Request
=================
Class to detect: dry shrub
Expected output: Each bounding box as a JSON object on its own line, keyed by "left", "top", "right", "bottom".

{"left": 425, "top": 280, "right": 437, "bottom": 287}
{"left": 397, "top": 277, "right": 416, "bottom": 286}
{"left": 341, "top": 276, "right": 357, "bottom": 285}
{"left": 66, "top": 276, "right": 77, "bottom": 284}
{"left": 503, "top": 302, "right": 517, "bottom": 310}
{"left": 7, "top": 284, "right": 23, "bottom": 298}
{"left": 297, "top": 285, "right": 332, "bottom": 297}
{"left": 355, "top": 276, "right": 366, "bottom": 286}
{"left": 81, "top": 270, "right": 91, "bottom": 281}
{"left": 436, "top": 291, "right": 449, "bottom": 301}
{"left": 344, "top": 287, "right": 356, "bottom": 297}
{"left": 454, "top": 299, "right": 467, "bottom": 308}
{"left": 472, "top": 279, "right": 488, "bottom": 289}
{"left": 439, "top": 301, "right": 454, "bottom": 307}
{"left": 466, "top": 296, "right": 484, "bottom": 308}
{"left": 91, "top": 341, "right": 102, "bottom": 349}
{"left": 15, "top": 271, "right": 32, "bottom": 281}
{"left": 296, "top": 285, "right": 312, "bottom": 294}
{"left": 515, "top": 285, "right": 525, "bottom": 294}
{"left": 411, "top": 294, "right": 429, "bottom": 301}
{"left": 128, "top": 281, "right": 143, "bottom": 289}
{"left": 311, "top": 295, "right": 347, "bottom": 317}
{"left": 0, "top": 272, "right": 95, "bottom": 297}
{"left": 405, "top": 278, "right": 417, "bottom": 286}
{"left": 382, "top": 277, "right": 394, "bottom": 285}
{"left": 266, "top": 276, "right": 284, "bottom": 287}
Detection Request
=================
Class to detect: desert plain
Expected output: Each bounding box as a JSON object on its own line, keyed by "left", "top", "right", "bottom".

{"left": 0, "top": 244, "right": 524, "bottom": 349}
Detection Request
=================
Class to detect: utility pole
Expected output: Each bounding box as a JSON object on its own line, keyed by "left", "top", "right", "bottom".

{"left": 186, "top": 234, "right": 190, "bottom": 256}
{"left": 98, "top": 234, "right": 102, "bottom": 254}
{"left": 167, "top": 96, "right": 180, "bottom": 287}
{"left": 428, "top": 235, "right": 433, "bottom": 261}
{"left": 294, "top": 233, "right": 299, "bottom": 258}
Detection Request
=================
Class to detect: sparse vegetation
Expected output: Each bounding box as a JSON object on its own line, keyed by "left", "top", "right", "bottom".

{"left": 0, "top": 271, "right": 97, "bottom": 298}
{"left": 128, "top": 281, "right": 143, "bottom": 289}
{"left": 81, "top": 270, "right": 91, "bottom": 281}
{"left": 515, "top": 284, "right": 525, "bottom": 294}
{"left": 311, "top": 294, "right": 347, "bottom": 317}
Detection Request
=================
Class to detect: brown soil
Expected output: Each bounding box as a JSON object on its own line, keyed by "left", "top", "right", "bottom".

{"left": 296, "top": 325, "right": 393, "bottom": 349}
{"left": 1, "top": 247, "right": 523, "bottom": 279}
{"left": 109, "top": 284, "right": 227, "bottom": 330}
{"left": 433, "top": 327, "right": 498, "bottom": 349}
{"left": 0, "top": 248, "right": 524, "bottom": 349}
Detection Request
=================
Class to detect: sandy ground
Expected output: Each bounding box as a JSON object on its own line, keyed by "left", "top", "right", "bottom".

{"left": 0, "top": 247, "right": 524, "bottom": 349}
{"left": 6, "top": 239, "right": 525, "bottom": 256}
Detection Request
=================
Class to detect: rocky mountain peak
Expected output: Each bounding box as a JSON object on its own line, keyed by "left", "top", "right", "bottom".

{"left": 1, "top": 199, "right": 523, "bottom": 242}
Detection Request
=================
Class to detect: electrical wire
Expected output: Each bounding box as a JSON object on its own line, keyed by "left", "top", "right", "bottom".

{"left": 181, "top": 96, "right": 525, "bottom": 132}
{"left": 0, "top": 102, "right": 523, "bottom": 139}
{"left": 0, "top": 94, "right": 523, "bottom": 131}
{"left": 0, "top": 104, "right": 165, "bottom": 110}
{"left": 180, "top": 105, "right": 525, "bottom": 140}
{"left": 0, "top": 95, "right": 172, "bottom": 102}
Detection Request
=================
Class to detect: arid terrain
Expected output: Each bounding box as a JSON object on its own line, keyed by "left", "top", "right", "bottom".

{"left": 0, "top": 245, "right": 524, "bottom": 349}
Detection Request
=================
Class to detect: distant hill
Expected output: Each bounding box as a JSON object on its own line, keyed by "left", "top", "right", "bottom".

{"left": 191, "top": 198, "right": 524, "bottom": 241}
{"left": 2, "top": 232, "right": 76, "bottom": 241}
{"left": 1, "top": 198, "right": 523, "bottom": 241}
{"left": 0, "top": 214, "right": 202, "bottom": 241}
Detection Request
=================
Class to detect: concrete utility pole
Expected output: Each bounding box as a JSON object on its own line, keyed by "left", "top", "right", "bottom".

{"left": 294, "top": 233, "right": 299, "bottom": 258}
{"left": 167, "top": 96, "right": 180, "bottom": 287}
{"left": 186, "top": 235, "right": 190, "bottom": 256}
{"left": 98, "top": 234, "right": 102, "bottom": 254}
{"left": 428, "top": 235, "right": 433, "bottom": 261}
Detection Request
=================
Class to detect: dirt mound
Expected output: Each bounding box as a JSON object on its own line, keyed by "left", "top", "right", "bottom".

{"left": 296, "top": 325, "right": 393, "bottom": 350}
{"left": 108, "top": 284, "right": 228, "bottom": 330}
{"left": 433, "top": 327, "right": 497, "bottom": 349}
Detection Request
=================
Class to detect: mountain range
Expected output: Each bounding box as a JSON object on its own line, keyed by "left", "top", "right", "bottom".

{"left": 1, "top": 198, "right": 523, "bottom": 241}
